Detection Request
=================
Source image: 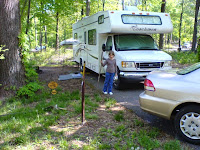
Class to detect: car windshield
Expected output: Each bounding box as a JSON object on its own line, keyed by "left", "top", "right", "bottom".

{"left": 177, "top": 62, "right": 200, "bottom": 75}
{"left": 114, "top": 34, "right": 159, "bottom": 51}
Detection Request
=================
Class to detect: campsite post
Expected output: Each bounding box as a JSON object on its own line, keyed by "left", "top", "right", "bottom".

{"left": 82, "top": 61, "right": 86, "bottom": 124}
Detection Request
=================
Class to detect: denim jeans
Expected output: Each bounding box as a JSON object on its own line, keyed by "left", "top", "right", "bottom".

{"left": 103, "top": 72, "right": 115, "bottom": 93}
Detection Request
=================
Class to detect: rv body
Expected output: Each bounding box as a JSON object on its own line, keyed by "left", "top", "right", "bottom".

{"left": 72, "top": 10, "right": 173, "bottom": 88}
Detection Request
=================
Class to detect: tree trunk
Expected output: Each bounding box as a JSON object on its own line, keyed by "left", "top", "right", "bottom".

{"left": 86, "top": 0, "right": 90, "bottom": 16}
{"left": 34, "top": 17, "right": 37, "bottom": 47}
{"left": 191, "top": 0, "right": 199, "bottom": 52}
{"left": 44, "top": 25, "right": 47, "bottom": 51}
{"left": 25, "top": 0, "right": 31, "bottom": 34}
{"left": 39, "top": 21, "right": 43, "bottom": 49}
{"left": 55, "top": 12, "right": 59, "bottom": 51}
{"left": 0, "top": 0, "right": 25, "bottom": 97}
{"left": 159, "top": 0, "right": 166, "bottom": 50}
{"left": 178, "top": 0, "right": 184, "bottom": 52}
{"left": 39, "top": 1, "right": 43, "bottom": 50}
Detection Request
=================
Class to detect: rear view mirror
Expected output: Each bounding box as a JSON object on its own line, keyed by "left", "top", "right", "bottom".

{"left": 102, "top": 44, "right": 106, "bottom": 52}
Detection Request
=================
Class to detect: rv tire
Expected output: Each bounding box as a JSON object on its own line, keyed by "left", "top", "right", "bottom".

{"left": 113, "top": 69, "right": 122, "bottom": 90}
{"left": 79, "top": 59, "right": 83, "bottom": 72}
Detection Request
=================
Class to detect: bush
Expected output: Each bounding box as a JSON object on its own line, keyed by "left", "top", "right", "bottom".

{"left": 17, "top": 82, "right": 43, "bottom": 98}
{"left": 169, "top": 51, "right": 198, "bottom": 64}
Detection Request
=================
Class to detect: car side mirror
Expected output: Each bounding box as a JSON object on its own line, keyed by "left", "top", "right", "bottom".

{"left": 102, "top": 44, "right": 106, "bottom": 52}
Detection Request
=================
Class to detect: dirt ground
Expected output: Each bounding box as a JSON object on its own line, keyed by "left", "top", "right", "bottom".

{"left": 37, "top": 65, "right": 193, "bottom": 149}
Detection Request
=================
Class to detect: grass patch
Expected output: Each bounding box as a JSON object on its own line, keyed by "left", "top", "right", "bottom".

{"left": 114, "top": 111, "right": 124, "bottom": 122}
{"left": 104, "top": 98, "right": 116, "bottom": 108}
{"left": 0, "top": 88, "right": 192, "bottom": 149}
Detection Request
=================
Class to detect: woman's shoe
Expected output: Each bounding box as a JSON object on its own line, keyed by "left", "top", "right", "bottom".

{"left": 109, "top": 92, "right": 113, "bottom": 95}
{"left": 103, "top": 91, "right": 108, "bottom": 94}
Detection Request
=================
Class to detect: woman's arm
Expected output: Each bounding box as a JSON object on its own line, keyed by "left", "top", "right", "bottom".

{"left": 101, "top": 59, "right": 107, "bottom": 67}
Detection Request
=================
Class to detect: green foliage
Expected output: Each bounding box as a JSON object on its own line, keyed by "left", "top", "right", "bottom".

{"left": 137, "top": 129, "right": 160, "bottom": 149}
{"left": 17, "top": 82, "right": 43, "bottom": 98}
{"left": 114, "top": 111, "right": 125, "bottom": 122}
{"left": 104, "top": 98, "right": 116, "bottom": 108}
{"left": 163, "top": 140, "right": 181, "bottom": 150}
{"left": 169, "top": 51, "right": 198, "bottom": 64}
{"left": 134, "top": 119, "right": 145, "bottom": 127}
{"left": 0, "top": 45, "right": 8, "bottom": 60}
{"left": 197, "top": 38, "right": 200, "bottom": 62}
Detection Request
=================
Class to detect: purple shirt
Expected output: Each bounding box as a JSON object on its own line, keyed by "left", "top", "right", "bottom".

{"left": 102, "top": 58, "right": 117, "bottom": 73}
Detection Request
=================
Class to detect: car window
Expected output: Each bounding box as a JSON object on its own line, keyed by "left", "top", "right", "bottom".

{"left": 177, "top": 62, "right": 200, "bottom": 75}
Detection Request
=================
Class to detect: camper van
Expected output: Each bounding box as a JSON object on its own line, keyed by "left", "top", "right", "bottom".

{"left": 72, "top": 8, "right": 173, "bottom": 89}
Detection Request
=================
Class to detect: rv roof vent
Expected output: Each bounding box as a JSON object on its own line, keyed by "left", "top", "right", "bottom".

{"left": 124, "top": 6, "right": 139, "bottom": 11}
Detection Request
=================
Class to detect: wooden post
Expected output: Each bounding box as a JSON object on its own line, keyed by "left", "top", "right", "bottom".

{"left": 82, "top": 61, "right": 86, "bottom": 124}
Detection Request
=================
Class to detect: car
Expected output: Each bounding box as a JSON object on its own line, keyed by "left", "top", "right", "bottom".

{"left": 182, "top": 42, "right": 191, "bottom": 49}
{"left": 139, "top": 62, "right": 200, "bottom": 144}
{"left": 35, "top": 46, "right": 46, "bottom": 51}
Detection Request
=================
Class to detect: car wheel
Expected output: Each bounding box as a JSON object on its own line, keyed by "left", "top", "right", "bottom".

{"left": 113, "top": 69, "right": 123, "bottom": 90}
{"left": 174, "top": 105, "right": 200, "bottom": 144}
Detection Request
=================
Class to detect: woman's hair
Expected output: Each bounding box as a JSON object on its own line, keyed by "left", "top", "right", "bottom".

{"left": 109, "top": 51, "right": 115, "bottom": 56}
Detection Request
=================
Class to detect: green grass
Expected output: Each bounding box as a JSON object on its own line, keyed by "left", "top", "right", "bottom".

{"left": 0, "top": 87, "right": 192, "bottom": 149}
{"left": 104, "top": 98, "right": 116, "bottom": 108}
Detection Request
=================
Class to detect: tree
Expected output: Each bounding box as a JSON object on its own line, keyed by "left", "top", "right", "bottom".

{"left": 0, "top": 0, "right": 25, "bottom": 97}
{"left": 191, "top": 0, "right": 200, "bottom": 52}
{"left": 159, "top": 0, "right": 166, "bottom": 50}
{"left": 178, "top": 0, "right": 184, "bottom": 52}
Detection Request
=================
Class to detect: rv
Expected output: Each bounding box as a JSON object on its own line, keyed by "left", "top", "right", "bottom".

{"left": 72, "top": 8, "right": 173, "bottom": 89}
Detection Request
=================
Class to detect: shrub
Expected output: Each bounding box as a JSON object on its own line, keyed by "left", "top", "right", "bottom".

{"left": 17, "top": 82, "right": 43, "bottom": 98}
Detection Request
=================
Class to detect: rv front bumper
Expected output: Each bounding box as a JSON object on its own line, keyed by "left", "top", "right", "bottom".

{"left": 119, "top": 71, "right": 150, "bottom": 78}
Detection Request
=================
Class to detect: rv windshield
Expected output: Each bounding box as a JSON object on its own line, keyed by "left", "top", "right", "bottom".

{"left": 114, "top": 35, "right": 159, "bottom": 51}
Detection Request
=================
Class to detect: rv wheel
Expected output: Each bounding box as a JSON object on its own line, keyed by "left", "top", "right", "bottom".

{"left": 79, "top": 59, "right": 83, "bottom": 72}
{"left": 113, "top": 69, "right": 122, "bottom": 90}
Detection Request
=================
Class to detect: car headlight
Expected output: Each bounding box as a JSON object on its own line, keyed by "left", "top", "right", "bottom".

{"left": 163, "top": 61, "right": 171, "bottom": 67}
{"left": 121, "top": 61, "right": 135, "bottom": 68}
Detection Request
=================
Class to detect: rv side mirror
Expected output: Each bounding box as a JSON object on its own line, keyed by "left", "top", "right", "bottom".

{"left": 102, "top": 44, "right": 106, "bottom": 52}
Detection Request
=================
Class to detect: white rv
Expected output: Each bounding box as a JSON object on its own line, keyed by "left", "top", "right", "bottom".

{"left": 72, "top": 8, "right": 173, "bottom": 89}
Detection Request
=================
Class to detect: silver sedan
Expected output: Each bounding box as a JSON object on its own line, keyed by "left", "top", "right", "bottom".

{"left": 139, "top": 62, "right": 200, "bottom": 144}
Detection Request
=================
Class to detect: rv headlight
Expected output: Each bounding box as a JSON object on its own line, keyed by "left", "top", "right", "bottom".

{"left": 163, "top": 61, "right": 171, "bottom": 67}
{"left": 121, "top": 61, "right": 135, "bottom": 68}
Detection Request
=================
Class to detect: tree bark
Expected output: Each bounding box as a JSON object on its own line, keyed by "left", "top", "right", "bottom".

{"left": 55, "top": 12, "right": 59, "bottom": 51}
{"left": 159, "top": 0, "right": 166, "bottom": 50}
{"left": 86, "top": 0, "right": 90, "bottom": 16}
{"left": 0, "top": 0, "right": 25, "bottom": 97}
{"left": 191, "top": 0, "right": 199, "bottom": 52}
{"left": 44, "top": 25, "right": 47, "bottom": 51}
{"left": 178, "top": 0, "right": 184, "bottom": 52}
{"left": 34, "top": 17, "right": 37, "bottom": 47}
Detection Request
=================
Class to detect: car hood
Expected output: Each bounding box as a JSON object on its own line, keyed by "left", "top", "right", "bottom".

{"left": 117, "top": 50, "right": 172, "bottom": 61}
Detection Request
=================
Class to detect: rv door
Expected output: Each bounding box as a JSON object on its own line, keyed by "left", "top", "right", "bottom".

{"left": 102, "top": 36, "right": 113, "bottom": 70}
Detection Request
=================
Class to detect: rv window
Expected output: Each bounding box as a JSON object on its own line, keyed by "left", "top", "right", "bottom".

{"left": 98, "top": 15, "right": 104, "bottom": 24}
{"left": 105, "top": 36, "right": 112, "bottom": 51}
{"left": 122, "top": 15, "right": 161, "bottom": 25}
{"left": 88, "top": 29, "right": 96, "bottom": 45}
{"left": 114, "top": 34, "right": 158, "bottom": 51}
{"left": 84, "top": 32, "right": 86, "bottom": 44}
{"left": 74, "top": 33, "right": 78, "bottom": 39}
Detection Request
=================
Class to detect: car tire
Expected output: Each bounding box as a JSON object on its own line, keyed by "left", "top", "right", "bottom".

{"left": 174, "top": 105, "right": 200, "bottom": 144}
{"left": 113, "top": 68, "right": 123, "bottom": 90}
